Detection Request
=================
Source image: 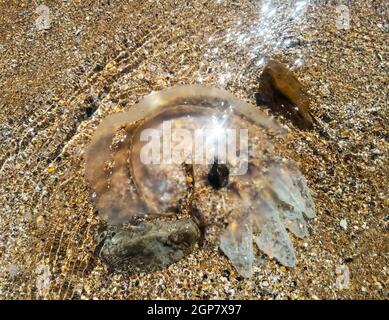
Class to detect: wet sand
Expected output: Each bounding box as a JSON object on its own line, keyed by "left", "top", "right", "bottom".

{"left": 0, "top": 0, "right": 387, "bottom": 299}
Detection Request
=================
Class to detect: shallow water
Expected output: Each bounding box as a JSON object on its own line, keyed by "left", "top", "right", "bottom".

{"left": 0, "top": 0, "right": 387, "bottom": 299}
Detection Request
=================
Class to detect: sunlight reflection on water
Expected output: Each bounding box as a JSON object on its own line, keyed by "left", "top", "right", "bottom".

{"left": 201, "top": 0, "right": 311, "bottom": 87}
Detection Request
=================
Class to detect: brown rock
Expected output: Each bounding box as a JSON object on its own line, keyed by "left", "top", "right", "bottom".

{"left": 258, "top": 60, "right": 314, "bottom": 129}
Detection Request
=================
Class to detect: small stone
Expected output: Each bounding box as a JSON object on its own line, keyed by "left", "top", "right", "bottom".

{"left": 96, "top": 217, "right": 199, "bottom": 273}
{"left": 335, "top": 265, "right": 350, "bottom": 290}
{"left": 35, "top": 5, "right": 51, "bottom": 31}
{"left": 221, "top": 269, "right": 230, "bottom": 279}
{"left": 7, "top": 264, "right": 20, "bottom": 279}
{"left": 85, "top": 106, "right": 96, "bottom": 118}
{"left": 186, "top": 176, "right": 193, "bottom": 185}
{"left": 36, "top": 215, "right": 45, "bottom": 230}
{"left": 339, "top": 219, "right": 348, "bottom": 230}
{"left": 47, "top": 166, "right": 56, "bottom": 173}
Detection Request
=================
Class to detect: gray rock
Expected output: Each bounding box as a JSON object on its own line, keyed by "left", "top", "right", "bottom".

{"left": 95, "top": 218, "right": 199, "bottom": 273}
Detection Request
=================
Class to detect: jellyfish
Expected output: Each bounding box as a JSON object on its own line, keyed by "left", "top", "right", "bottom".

{"left": 85, "top": 85, "right": 315, "bottom": 276}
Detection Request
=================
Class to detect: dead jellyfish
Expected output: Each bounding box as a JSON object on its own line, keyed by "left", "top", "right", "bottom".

{"left": 85, "top": 85, "right": 315, "bottom": 276}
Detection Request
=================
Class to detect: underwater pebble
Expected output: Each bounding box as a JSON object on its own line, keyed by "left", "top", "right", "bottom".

{"left": 339, "top": 219, "right": 348, "bottom": 230}
{"left": 96, "top": 218, "right": 199, "bottom": 273}
{"left": 335, "top": 265, "right": 350, "bottom": 290}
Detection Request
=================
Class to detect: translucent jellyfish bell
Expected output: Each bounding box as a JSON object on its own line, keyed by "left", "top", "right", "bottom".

{"left": 85, "top": 85, "right": 283, "bottom": 222}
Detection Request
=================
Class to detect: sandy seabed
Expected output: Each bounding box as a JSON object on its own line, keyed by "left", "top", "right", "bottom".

{"left": 0, "top": 0, "right": 387, "bottom": 299}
